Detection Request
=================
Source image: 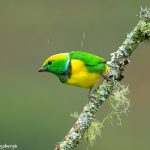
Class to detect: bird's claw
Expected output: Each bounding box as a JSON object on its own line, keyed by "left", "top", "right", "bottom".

{"left": 102, "top": 74, "right": 111, "bottom": 81}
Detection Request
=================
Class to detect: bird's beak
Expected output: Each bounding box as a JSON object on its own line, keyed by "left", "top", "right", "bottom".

{"left": 38, "top": 67, "right": 46, "bottom": 72}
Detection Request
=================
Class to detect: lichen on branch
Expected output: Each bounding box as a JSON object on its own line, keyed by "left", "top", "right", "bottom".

{"left": 83, "top": 82, "right": 130, "bottom": 145}
{"left": 55, "top": 8, "right": 150, "bottom": 150}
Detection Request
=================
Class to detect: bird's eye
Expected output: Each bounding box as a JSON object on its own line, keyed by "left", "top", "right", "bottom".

{"left": 48, "top": 61, "right": 52, "bottom": 65}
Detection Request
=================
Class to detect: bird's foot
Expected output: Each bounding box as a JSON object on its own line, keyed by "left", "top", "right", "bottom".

{"left": 102, "top": 74, "right": 111, "bottom": 81}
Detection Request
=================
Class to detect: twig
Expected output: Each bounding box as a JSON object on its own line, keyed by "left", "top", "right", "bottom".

{"left": 55, "top": 8, "right": 150, "bottom": 150}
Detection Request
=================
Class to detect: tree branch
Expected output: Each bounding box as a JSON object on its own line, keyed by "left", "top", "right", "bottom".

{"left": 55, "top": 8, "right": 150, "bottom": 150}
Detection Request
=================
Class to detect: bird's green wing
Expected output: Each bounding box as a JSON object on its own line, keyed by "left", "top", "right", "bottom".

{"left": 69, "top": 51, "right": 106, "bottom": 73}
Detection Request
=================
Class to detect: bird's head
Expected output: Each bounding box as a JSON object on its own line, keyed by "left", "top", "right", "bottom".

{"left": 38, "top": 53, "right": 70, "bottom": 76}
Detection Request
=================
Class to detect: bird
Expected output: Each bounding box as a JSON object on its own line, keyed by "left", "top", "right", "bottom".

{"left": 39, "top": 51, "right": 109, "bottom": 89}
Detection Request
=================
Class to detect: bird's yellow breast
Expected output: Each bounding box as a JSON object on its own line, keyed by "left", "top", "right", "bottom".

{"left": 66, "top": 60, "right": 101, "bottom": 88}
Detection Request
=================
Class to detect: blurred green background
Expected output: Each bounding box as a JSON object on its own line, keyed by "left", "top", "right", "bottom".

{"left": 0, "top": 0, "right": 150, "bottom": 150}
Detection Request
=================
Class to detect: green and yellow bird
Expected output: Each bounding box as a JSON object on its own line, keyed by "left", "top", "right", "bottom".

{"left": 39, "top": 51, "right": 108, "bottom": 88}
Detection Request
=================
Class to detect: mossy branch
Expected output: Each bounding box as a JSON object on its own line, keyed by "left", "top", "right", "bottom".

{"left": 55, "top": 8, "right": 150, "bottom": 150}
